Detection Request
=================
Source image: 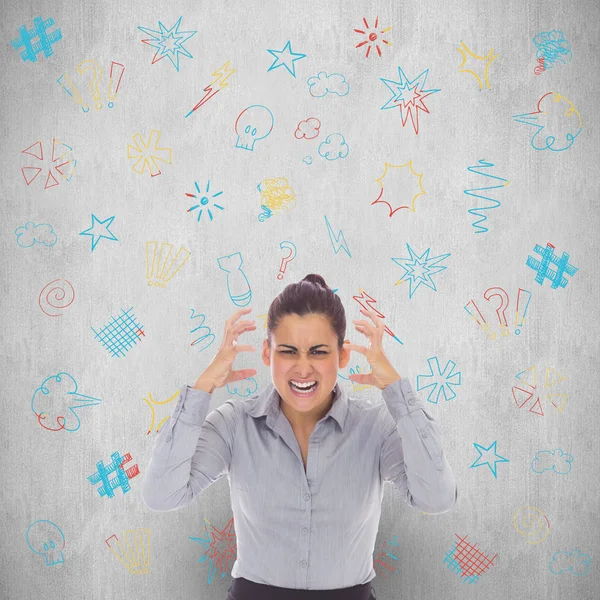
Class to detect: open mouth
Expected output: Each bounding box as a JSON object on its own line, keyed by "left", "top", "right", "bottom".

{"left": 288, "top": 380, "right": 319, "bottom": 397}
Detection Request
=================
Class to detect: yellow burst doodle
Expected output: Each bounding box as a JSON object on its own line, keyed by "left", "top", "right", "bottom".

{"left": 142, "top": 390, "right": 180, "bottom": 434}
{"left": 145, "top": 241, "right": 190, "bottom": 287}
{"left": 457, "top": 41, "right": 498, "bottom": 90}
{"left": 373, "top": 160, "right": 426, "bottom": 216}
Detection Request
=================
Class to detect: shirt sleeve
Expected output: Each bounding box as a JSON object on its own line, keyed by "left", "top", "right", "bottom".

{"left": 379, "top": 377, "right": 458, "bottom": 514}
{"left": 140, "top": 384, "right": 238, "bottom": 512}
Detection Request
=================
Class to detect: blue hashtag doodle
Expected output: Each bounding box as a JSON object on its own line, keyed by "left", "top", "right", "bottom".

{"left": 526, "top": 242, "right": 578, "bottom": 289}
{"left": 90, "top": 307, "right": 144, "bottom": 357}
{"left": 87, "top": 451, "right": 131, "bottom": 498}
{"left": 10, "top": 16, "right": 62, "bottom": 63}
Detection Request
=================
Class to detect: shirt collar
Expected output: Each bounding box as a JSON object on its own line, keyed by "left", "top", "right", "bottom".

{"left": 242, "top": 380, "right": 349, "bottom": 433}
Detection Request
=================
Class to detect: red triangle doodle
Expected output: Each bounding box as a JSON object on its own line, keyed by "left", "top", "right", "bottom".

{"left": 44, "top": 170, "right": 60, "bottom": 189}
{"left": 528, "top": 397, "right": 544, "bottom": 416}
{"left": 21, "top": 167, "right": 42, "bottom": 185}
{"left": 22, "top": 141, "right": 43, "bottom": 161}
{"left": 512, "top": 385, "right": 534, "bottom": 409}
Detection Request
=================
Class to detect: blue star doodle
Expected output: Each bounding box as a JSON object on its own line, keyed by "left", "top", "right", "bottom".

{"left": 470, "top": 441, "right": 509, "bottom": 479}
{"left": 266, "top": 40, "right": 306, "bottom": 78}
{"left": 79, "top": 214, "right": 118, "bottom": 252}
{"left": 380, "top": 66, "right": 440, "bottom": 134}
{"left": 392, "top": 243, "right": 450, "bottom": 299}
{"left": 138, "top": 16, "right": 197, "bottom": 72}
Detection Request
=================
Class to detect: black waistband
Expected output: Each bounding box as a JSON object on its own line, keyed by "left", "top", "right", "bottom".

{"left": 228, "top": 577, "right": 374, "bottom": 600}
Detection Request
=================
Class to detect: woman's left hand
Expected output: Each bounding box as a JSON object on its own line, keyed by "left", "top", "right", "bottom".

{"left": 343, "top": 308, "right": 402, "bottom": 391}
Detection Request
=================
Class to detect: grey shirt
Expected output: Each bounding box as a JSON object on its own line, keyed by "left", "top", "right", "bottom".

{"left": 141, "top": 376, "right": 457, "bottom": 589}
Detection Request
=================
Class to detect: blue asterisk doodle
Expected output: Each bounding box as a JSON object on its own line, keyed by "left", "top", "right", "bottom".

{"left": 138, "top": 16, "right": 197, "bottom": 72}
{"left": 470, "top": 441, "right": 509, "bottom": 479}
{"left": 392, "top": 243, "right": 451, "bottom": 298}
{"left": 416, "top": 357, "right": 462, "bottom": 403}
{"left": 266, "top": 40, "right": 306, "bottom": 77}
{"left": 79, "top": 214, "right": 118, "bottom": 252}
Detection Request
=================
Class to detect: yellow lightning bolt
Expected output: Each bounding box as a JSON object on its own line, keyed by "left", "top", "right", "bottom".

{"left": 185, "top": 60, "right": 236, "bottom": 118}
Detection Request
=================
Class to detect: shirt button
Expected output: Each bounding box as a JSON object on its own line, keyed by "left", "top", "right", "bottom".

{"left": 166, "top": 435, "right": 172, "bottom": 442}
{"left": 408, "top": 398, "right": 415, "bottom": 405}
{"left": 421, "top": 431, "right": 428, "bottom": 438}
{"left": 302, "top": 528, "right": 308, "bottom": 534}
{"left": 304, "top": 493, "right": 310, "bottom": 500}
{"left": 300, "top": 560, "right": 307, "bottom": 568}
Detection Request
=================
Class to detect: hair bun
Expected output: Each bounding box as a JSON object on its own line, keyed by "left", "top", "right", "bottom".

{"left": 302, "top": 273, "right": 329, "bottom": 289}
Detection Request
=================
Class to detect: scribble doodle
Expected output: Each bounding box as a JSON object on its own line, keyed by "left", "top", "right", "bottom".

{"left": 87, "top": 451, "right": 139, "bottom": 498}
{"left": 416, "top": 357, "right": 462, "bottom": 403}
{"left": 525, "top": 242, "right": 578, "bottom": 289}
{"left": 31, "top": 372, "right": 101, "bottom": 432}
{"left": 512, "top": 92, "right": 582, "bottom": 152}
{"left": 79, "top": 214, "right": 118, "bottom": 252}
{"left": 185, "top": 180, "right": 224, "bottom": 222}
{"left": 392, "top": 243, "right": 450, "bottom": 299}
{"left": 10, "top": 16, "right": 62, "bottom": 62}
{"left": 38, "top": 279, "right": 75, "bottom": 317}
{"left": 21, "top": 138, "right": 76, "bottom": 189}
{"left": 90, "top": 307, "right": 145, "bottom": 358}
{"left": 190, "top": 517, "right": 237, "bottom": 584}
{"left": 266, "top": 40, "right": 306, "bottom": 77}
{"left": 380, "top": 66, "right": 440, "bottom": 134}
{"left": 105, "top": 529, "right": 151, "bottom": 574}
{"left": 138, "top": 17, "right": 197, "bottom": 71}
{"left": 443, "top": 534, "right": 498, "bottom": 582}
{"left": 464, "top": 160, "right": 510, "bottom": 233}
{"left": 145, "top": 241, "right": 191, "bottom": 286}
{"left": 512, "top": 365, "right": 568, "bottom": 416}
{"left": 25, "top": 520, "right": 66, "bottom": 566}
{"left": 189, "top": 310, "right": 217, "bottom": 353}
{"left": 372, "top": 160, "right": 425, "bottom": 216}
{"left": 256, "top": 177, "right": 296, "bottom": 219}
{"left": 533, "top": 30, "right": 572, "bottom": 70}
{"left": 513, "top": 506, "right": 550, "bottom": 544}
{"left": 354, "top": 16, "right": 391, "bottom": 58}
{"left": 534, "top": 56, "right": 545, "bottom": 75}
{"left": 373, "top": 535, "right": 399, "bottom": 581}
{"left": 456, "top": 41, "right": 498, "bottom": 90}
{"left": 469, "top": 440, "right": 509, "bottom": 478}
{"left": 185, "top": 61, "right": 235, "bottom": 118}
{"left": 128, "top": 130, "right": 172, "bottom": 176}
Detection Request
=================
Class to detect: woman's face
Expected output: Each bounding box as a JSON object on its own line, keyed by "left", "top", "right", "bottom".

{"left": 262, "top": 313, "right": 351, "bottom": 421}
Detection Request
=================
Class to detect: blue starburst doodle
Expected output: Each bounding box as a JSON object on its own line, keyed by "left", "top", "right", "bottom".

{"left": 266, "top": 40, "right": 306, "bottom": 77}
{"left": 185, "top": 180, "right": 224, "bottom": 223}
{"left": 416, "top": 357, "right": 462, "bottom": 403}
{"left": 79, "top": 214, "right": 118, "bottom": 252}
{"left": 392, "top": 243, "right": 451, "bottom": 298}
{"left": 138, "top": 16, "right": 197, "bottom": 72}
{"left": 380, "top": 66, "right": 440, "bottom": 134}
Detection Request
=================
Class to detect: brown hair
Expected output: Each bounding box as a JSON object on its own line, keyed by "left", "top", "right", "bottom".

{"left": 266, "top": 274, "right": 347, "bottom": 351}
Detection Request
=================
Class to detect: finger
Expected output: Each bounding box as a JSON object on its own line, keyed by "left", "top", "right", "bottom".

{"left": 233, "top": 344, "right": 257, "bottom": 352}
{"left": 359, "top": 308, "right": 383, "bottom": 328}
{"left": 228, "top": 307, "right": 253, "bottom": 327}
{"left": 352, "top": 320, "right": 375, "bottom": 339}
{"left": 344, "top": 341, "right": 368, "bottom": 355}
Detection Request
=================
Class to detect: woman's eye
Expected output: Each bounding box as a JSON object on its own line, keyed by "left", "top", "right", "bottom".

{"left": 280, "top": 350, "right": 327, "bottom": 355}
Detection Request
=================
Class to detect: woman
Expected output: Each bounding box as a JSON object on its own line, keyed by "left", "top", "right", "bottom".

{"left": 141, "top": 274, "right": 457, "bottom": 599}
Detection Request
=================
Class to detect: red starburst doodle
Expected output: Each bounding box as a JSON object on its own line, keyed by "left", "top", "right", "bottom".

{"left": 354, "top": 16, "right": 392, "bottom": 58}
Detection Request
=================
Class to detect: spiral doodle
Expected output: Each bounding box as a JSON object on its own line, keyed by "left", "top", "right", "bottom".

{"left": 513, "top": 505, "right": 550, "bottom": 544}
{"left": 38, "top": 278, "right": 75, "bottom": 317}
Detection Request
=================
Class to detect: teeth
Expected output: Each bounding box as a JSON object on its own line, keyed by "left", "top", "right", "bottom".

{"left": 290, "top": 380, "right": 317, "bottom": 389}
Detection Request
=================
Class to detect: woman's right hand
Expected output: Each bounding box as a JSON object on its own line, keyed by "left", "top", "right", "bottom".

{"left": 195, "top": 307, "right": 258, "bottom": 391}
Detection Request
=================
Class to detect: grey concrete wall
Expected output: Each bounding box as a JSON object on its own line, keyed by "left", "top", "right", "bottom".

{"left": 1, "top": 0, "right": 598, "bottom": 598}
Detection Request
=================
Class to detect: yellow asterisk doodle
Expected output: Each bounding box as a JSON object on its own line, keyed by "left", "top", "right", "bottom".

{"left": 128, "top": 130, "right": 172, "bottom": 177}
{"left": 457, "top": 41, "right": 498, "bottom": 90}
{"left": 373, "top": 160, "right": 426, "bottom": 216}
